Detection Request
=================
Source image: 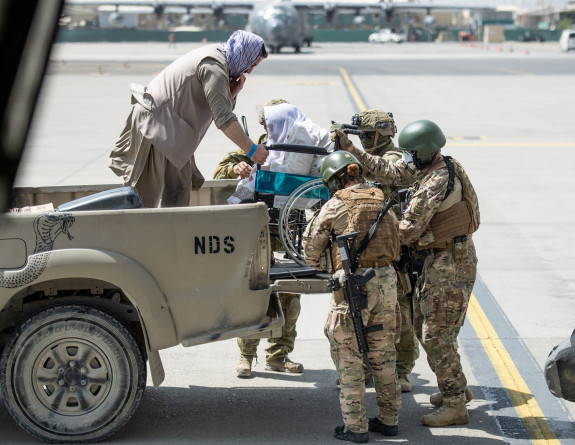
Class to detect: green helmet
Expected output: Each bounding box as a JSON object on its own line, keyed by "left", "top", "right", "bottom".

{"left": 398, "top": 120, "right": 446, "bottom": 155}
{"left": 320, "top": 151, "right": 362, "bottom": 193}
{"left": 357, "top": 109, "right": 397, "bottom": 154}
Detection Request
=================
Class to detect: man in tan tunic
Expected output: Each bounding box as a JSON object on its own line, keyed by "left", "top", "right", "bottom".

{"left": 109, "top": 30, "right": 268, "bottom": 207}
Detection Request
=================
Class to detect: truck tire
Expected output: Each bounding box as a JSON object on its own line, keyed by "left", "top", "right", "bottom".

{"left": 0, "top": 305, "right": 146, "bottom": 443}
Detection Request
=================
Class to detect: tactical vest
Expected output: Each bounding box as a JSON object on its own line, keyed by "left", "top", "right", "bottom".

{"left": 421, "top": 156, "right": 480, "bottom": 249}
{"left": 330, "top": 187, "right": 400, "bottom": 271}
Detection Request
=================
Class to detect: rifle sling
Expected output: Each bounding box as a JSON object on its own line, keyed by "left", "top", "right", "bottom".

{"left": 352, "top": 199, "right": 394, "bottom": 272}
{"left": 366, "top": 324, "right": 383, "bottom": 333}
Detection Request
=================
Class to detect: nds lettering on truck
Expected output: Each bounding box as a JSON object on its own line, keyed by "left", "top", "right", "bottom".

{"left": 0, "top": 184, "right": 332, "bottom": 443}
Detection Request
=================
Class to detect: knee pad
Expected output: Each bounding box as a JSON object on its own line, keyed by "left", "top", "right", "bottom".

{"left": 286, "top": 296, "right": 301, "bottom": 321}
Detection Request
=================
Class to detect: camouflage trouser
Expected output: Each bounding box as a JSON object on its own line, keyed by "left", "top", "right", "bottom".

{"left": 395, "top": 276, "right": 420, "bottom": 376}
{"left": 413, "top": 242, "right": 477, "bottom": 400}
{"left": 237, "top": 292, "right": 301, "bottom": 360}
{"left": 324, "top": 266, "right": 401, "bottom": 434}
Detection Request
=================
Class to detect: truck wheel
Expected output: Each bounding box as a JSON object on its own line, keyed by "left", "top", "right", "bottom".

{"left": 0, "top": 305, "right": 146, "bottom": 443}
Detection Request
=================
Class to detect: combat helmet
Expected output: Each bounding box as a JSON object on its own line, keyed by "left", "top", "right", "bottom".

{"left": 398, "top": 120, "right": 446, "bottom": 168}
{"left": 320, "top": 151, "right": 363, "bottom": 193}
{"left": 356, "top": 109, "right": 397, "bottom": 154}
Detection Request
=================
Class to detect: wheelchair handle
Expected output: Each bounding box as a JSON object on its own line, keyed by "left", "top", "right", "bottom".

{"left": 266, "top": 143, "right": 330, "bottom": 155}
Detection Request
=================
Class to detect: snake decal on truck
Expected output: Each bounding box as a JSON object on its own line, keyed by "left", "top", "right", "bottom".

{"left": 0, "top": 212, "right": 75, "bottom": 288}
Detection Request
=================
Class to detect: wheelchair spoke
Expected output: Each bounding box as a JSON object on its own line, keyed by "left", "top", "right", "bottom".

{"left": 278, "top": 179, "right": 329, "bottom": 265}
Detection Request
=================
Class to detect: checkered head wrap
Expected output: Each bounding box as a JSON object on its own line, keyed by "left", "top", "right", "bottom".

{"left": 222, "top": 30, "right": 264, "bottom": 80}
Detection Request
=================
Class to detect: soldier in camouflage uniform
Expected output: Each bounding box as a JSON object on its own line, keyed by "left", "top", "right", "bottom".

{"left": 303, "top": 151, "right": 402, "bottom": 443}
{"left": 331, "top": 120, "right": 479, "bottom": 427}
{"left": 213, "top": 99, "right": 303, "bottom": 378}
{"left": 213, "top": 149, "right": 252, "bottom": 180}
{"left": 355, "top": 109, "right": 420, "bottom": 393}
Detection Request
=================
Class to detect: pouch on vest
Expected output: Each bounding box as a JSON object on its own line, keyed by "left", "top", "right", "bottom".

{"left": 452, "top": 235, "right": 469, "bottom": 261}
{"left": 545, "top": 328, "right": 575, "bottom": 402}
{"left": 429, "top": 201, "right": 472, "bottom": 244}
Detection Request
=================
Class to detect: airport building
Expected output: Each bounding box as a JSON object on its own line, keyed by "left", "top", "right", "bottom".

{"left": 60, "top": 0, "right": 575, "bottom": 44}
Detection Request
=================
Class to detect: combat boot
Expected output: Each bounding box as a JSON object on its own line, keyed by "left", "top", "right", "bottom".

{"left": 368, "top": 417, "right": 398, "bottom": 436}
{"left": 398, "top": 374, "right": 412, "bottom": 392}
{"left": 334, "top": 425, "right": 368, "bottom": 443}
{"left": 429, "top": 387, "right": 473, "bottom": 408}
{"left": 421, "top": 394, "right": 469, "bottom": 427}
{"left": 265, "top": 357, "right": 303, "bottom": 373}
{"left": 235, "top": 355, "right": 254, "bottom": 378}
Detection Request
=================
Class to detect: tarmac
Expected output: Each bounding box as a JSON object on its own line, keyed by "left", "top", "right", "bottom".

{"left": 4, "top": 40, "right": 575, "bottom": 444}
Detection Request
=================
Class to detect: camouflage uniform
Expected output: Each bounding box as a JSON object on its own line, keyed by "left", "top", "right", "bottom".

{"left": 399, "top": 159, "right": 478, "bottom": 404}
{"left": 350, "top": 146, "right": 478, "bottom": 407}
{"left": 370, "top": 145, "right": 420, "bottom": 381}
{"left": 213, "top": 146, "right": 302, "bottom": 366}
{"left": 303, "top": 183, "right": 402, "bottom": 434}
{"left": 237, "top": 291, "right": 300, "bottom": 360}
{"left": 354, "top": 107, "right": 421, "bottom": 381}
{"left": 212, "top": 149, "right": 251, "bottom": 180}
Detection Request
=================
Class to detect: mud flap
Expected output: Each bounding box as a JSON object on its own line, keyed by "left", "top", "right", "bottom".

{"left": 180, "top": 291, "right": 285, "bottom": 346}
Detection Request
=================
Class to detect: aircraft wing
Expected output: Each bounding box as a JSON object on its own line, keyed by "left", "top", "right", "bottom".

{"left": 65, "top": 0, "right": 494, "bottom": 14}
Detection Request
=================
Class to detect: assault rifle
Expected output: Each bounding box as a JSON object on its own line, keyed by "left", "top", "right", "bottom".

{"left": 330, "top": 121, "right": 363, "bottom": 151}
{"left": 329, "top": 232, "right": 378, "bottom": 386}
{"left": 396, "top": 188, "right": 419, "bottom": 323}
{"left": 331, "top": 114, "right": 395, "bottom": 151}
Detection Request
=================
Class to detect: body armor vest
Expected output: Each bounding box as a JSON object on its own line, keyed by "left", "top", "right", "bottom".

{"left": 330, "top": 187, "right": 400, "bottom": 271}
{"left": 423, "top": 156, "right": 480, "bottom": 248}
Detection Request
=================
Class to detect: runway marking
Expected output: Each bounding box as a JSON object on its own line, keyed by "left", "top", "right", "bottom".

{"left": 338, "top": 68, "right": 367, "bottom": 112}
{"left": 448, "top": 136, "right": 488, "bottom": 141}
{"left": 467, "top": 294, "right": 560, "bottom": 444}
{"left": 288, "top": 81, "right": 335, "bottom": 85}
{"left": 497, "top": 67, "right": 534, "bottom": 76}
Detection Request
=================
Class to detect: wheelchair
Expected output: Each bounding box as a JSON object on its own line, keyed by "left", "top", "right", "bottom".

{"left": 251, "top": 123, "right": 366, "bottom": 266}
{"left": 253, "top": 143, "right": 331, "bottom": 266}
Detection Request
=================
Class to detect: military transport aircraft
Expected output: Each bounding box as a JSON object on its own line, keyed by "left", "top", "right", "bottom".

{"left": 65, "top": 0, "right": 493, "bottom": 53}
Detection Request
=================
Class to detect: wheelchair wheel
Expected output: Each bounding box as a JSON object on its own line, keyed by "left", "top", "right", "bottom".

{"left": 278, "top": 178, "right": 330, "bottom": 265}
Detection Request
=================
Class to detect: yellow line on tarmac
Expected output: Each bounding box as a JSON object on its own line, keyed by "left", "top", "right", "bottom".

{"left": 498, "top": 67, "right": 534, "bottom": 76}
{"left": 339, "top": 68, "right": 366, "bottom": 112}
{"left": 467, "top": 294, "right": 560, "bottom": 444}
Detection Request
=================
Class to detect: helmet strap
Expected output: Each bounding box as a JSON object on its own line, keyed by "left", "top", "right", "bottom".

{"left": 327, "top": 176, "right": 343, "bottom": 193}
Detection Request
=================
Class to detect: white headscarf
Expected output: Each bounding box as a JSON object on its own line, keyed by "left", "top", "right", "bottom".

{"left": 264, "top": 103, "right": 307, "bottom": 144}
{"left": 221, "top": 30, "right": 264, "bottom": 80}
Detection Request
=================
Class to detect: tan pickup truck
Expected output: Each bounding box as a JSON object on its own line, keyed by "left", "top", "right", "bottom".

{"left": 0, "top": 182, "right": 329, "bottom": 443}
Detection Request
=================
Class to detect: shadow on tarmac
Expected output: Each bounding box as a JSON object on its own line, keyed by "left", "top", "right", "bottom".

{"left": 0, "top": 370, "right": 516, "bottom": 444}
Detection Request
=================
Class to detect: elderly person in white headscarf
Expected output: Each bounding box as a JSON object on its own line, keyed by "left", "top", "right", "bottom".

{"left": 228, "top": 102, "right": 333, "bottom": 204}
{"left": 109, "top": 30, "right": 268, "bottom": 208}
{"left": 262, "top": 102, "right": 333, "bottom": 176}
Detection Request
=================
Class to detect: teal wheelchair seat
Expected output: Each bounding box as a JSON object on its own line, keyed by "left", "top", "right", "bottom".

{"left": 254, "top": 170, "right": 330, "bottom": 201}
